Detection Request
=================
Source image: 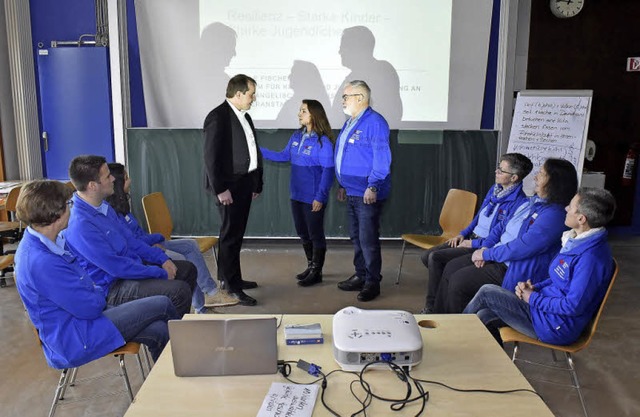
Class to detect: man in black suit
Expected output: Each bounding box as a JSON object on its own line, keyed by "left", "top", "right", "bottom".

{"left": 203, "top": 74, "right": 263, "bottom": 306}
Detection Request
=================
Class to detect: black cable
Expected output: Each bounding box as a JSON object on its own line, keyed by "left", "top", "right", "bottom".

{"left": 355, "top": 360, "right": 430, "bottom": 417}
{"left": 410, "top": 374, "right": 543, "bottom": 400}
{"left": 276, "top": 313, "right": 284, "bottom": 329}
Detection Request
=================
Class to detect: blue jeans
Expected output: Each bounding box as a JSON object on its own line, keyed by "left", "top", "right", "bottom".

{"left": 106, "top": 260, "right": 196, "bottom": 318}
{"left": 291, "top": 200, "right": 326, "bottom": 249}
{"left": 347, "top": 196, "right": 384, "bottom": 283}
{"left": 463, "top": 284, "right": 537, "bottom": 343}
{"left": 164, "top": 239, "right": 218, "bottom": 313}
{"left": 103, "top": 295, "right": 178, "bottom": 361}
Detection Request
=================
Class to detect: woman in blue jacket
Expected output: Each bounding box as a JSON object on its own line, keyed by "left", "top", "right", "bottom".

{"left": 464, "top": 187, "right": 616, "bottom": 346}
{"left": 434, "top": 158, "right": 578, "bottom": 314}
{"left": 260, "top": 99, "right": 335, "bottom": 287}
{"left": 419, "top": 153, "right": 532, "bottom": 313}
{"left": 15, "top": 180, "right": 177, "bottom": 368}
{"left": 106, "top": 163, "right": 239, "bottom": 312}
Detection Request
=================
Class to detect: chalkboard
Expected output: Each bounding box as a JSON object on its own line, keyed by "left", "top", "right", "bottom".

{"left": 507, "top": 90, "right": 592, "bottom": 194}
{"left": 127, "top": 128, "right": 497, "bottom": 238}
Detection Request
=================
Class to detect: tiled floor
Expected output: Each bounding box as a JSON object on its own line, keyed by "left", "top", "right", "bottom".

{"left": 1, "top": 239, "right": 638, "bottom": 416}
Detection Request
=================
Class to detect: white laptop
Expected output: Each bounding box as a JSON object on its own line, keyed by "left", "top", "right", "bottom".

{"left": 168, "top": 317, "right": 278, "bottom": 377}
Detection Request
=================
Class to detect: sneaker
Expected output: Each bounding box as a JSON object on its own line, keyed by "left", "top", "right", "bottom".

{"left": 204, "top": 290, "right": 241, "bottom": 307}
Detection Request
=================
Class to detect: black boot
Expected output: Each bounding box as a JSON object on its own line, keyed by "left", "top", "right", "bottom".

{"left": 296, "top": 241, "right": 314, "bottom": 281}
{"left": 299, "top": 247, "right": 325, "bottom": 287}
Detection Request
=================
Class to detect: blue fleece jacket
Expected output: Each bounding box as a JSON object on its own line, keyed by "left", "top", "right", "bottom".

{"left": 482, "top": 197, "right": 568, "bottom": 290}
{"left": 260, "top": 129, "right": 335, "bottom": 204}
{"left": 529, "top": 229, "right": 613, "bottom": 345}
{"left": 460, "top": 183, "right": 528, "bottom": 249}
{"left": 65, "top": 194, "right": 170, "bottom": 297}
{"left": 335, "top": 107, "right": 391, "bottom": 199}
{"left": 118, "top": 211, "right": 165, "bottom": 246}
{"left": 15, "top": 228, "right": 125, "bottom": 369}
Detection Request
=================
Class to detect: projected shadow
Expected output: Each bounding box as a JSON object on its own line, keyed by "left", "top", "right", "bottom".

{"left": 197, "top": 22, "right": 237, "bottom": 119}
{"left": 276, "top": 60, "right": 331, "bottom": 128}
{"left": 331, "top": 26, "right": 403, "bottom": 128}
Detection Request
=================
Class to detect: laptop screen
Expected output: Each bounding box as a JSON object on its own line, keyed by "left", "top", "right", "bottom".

{"left": 168, "top": 317, "right": 278, "bottom": 377}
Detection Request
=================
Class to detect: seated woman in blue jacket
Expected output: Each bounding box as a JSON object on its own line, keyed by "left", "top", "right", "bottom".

{"left": 260, "top": 99, "right": 335, "bottom": 287}
{"left": 434, "top": 158, "right": 578, "bottom": 314}
{"left": 15, "top": 180, "right": 177, "bottom": 368}
{"left": 419, "top": 153, "right": 532, "bottom": 313}
{"left": 464, "top": 187, "right": 616, "bottom": 345}
{"left": 106, "top": 163, "right": 238, "bottom": 313}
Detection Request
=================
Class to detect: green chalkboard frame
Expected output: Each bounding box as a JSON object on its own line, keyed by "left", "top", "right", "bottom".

{"left": 127, "top": 128, "right": 497, "bottom": 238}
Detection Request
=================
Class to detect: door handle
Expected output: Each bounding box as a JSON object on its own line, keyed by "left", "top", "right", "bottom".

{"left": 42, "top": 131, "right": 48, "bottom": 152}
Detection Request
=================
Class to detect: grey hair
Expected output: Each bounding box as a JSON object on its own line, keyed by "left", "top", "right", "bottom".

{"left": 576, "top": 187, "right": 616, "bottom": 228}
{"left": 348, "top": 80, "right": 371, "bottom": 102}
{"left": 500, "top": 153, "right": 533, "bottom": 182}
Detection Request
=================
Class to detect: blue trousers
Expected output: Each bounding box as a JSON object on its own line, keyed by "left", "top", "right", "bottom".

{"left": 291, "top": 200, "right": 326, "bottom": 249}
{"left": 347, "top": 196, "right": 384, "bottom": 283}
{"left": 103, "top": 295, "right": 178, "bottom": 361}
{"left": 463, "top": 284, "right": 537, "bottom": 344}
{"left": 106, "top": 260, "right": 197, "bottom": 318}
{"left": 164, "top": 239, "right": 218, "bottom": 313}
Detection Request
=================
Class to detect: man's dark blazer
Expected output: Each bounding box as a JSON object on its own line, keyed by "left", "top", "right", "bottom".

{"left": 203, "top": 101, "right": 263, "bottom": 196}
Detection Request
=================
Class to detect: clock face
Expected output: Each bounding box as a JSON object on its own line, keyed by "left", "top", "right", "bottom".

{"left": 550, "top": 0, "right": 585, "bottom": 18}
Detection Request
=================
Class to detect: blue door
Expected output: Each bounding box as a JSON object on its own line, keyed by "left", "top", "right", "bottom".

{"left": 37, "top": 47, "right": 114, "bottom": 180}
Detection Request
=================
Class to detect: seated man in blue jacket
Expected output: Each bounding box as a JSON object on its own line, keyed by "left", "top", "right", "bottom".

{"left": 65, "top": 155, "right": 197, "bottom": 317}
{"left": 464, "top": 187, "right": 616, "bottom": 346}
{"left": 15, "top": 180, "right": 178, "bottom": 367}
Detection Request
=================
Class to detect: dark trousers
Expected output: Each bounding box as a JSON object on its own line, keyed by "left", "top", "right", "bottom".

{"left": 421, "top": 244, "right": 475, "bottom": 310}
{"left": 217, "top": 174, "right": 254, "bottom": 293}
{"left": 106, "top": 260, "right": 197, "bottom": 318}
{"left": 347, "top": 196, "right": 384, "bottom": 283}
{"left": 434, "top": 254, "right": 507, "bottom": 313}
{"left": 291, "top": 200, "right": 326, "bottom": 249}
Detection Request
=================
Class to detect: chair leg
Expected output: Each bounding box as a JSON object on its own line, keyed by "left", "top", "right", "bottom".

{"left": 395, "top": 241, "right": 407, "bottom": 285}
{"left": 551, "top": 350, "right": 560, "bottom": 362}
{"left": 68, "top": 367, "right": 79, "bottom": 386}
{"left": 143, "top": 345, "right": 153, "bottom": 373}
{"left": 58, "top": 367, "right": 75, "bottom": 399}
{"left": 136, "top": 351, "right": 146, "bottom": 380}
{"left": 48, "top": 368, "right": 70, "bottom": 417}
{"left": 511, "top": 342, "right": 519, "bottom": 362}
{"left": 565, "top": 352, "right": 589, "bottom": 417}
{"left": 117, "top": 354, "right": 135, "bottom": 401}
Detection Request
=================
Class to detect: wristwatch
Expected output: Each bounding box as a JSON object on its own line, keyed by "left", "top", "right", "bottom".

{"left": 367, "top": 186, "right": 378, "bottom": 193}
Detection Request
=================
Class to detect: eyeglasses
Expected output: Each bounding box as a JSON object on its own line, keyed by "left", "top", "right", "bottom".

{"left": 66, "top": 200, "right": 74, "bottom": 208}
{"left": 341, "top": 93, "right": 363, "bottom": 101}
{"left": 496, "top": 166, "right": 515, "bottom": 175}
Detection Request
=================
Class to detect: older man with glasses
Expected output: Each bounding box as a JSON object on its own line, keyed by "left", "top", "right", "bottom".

{"left": 334, "top": 80, "right": 392, "bottom": 302}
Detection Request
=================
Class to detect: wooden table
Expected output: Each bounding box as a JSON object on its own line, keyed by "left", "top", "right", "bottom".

{"left": 124, "top": 314, "right": 553, "bottom": 417}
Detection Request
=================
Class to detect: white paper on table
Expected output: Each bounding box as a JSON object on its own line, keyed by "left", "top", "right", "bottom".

{"left": 256, "top": 382, "right": 319, "bottom": 417}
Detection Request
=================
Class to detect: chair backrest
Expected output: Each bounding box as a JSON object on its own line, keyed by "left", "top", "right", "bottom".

{"left": 438, "top": 189, "right": 477, "bottom": 238}
{"left": 141, "top": 192, "right": 173, "bottom": 240}
{"left": 5, "top": 185, "right": 22, "bottom": 213}
{"left": 575, "top": 258, "right": 619, "bottom": 349}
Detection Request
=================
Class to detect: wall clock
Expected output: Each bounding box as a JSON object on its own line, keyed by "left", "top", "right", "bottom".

{"left": 550, "top": 0, "right": 585, "bottom": 18}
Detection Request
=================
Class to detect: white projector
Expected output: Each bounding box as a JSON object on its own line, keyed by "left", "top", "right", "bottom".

{"left": 333, "top": 306, "right": 423, "bottom": 371}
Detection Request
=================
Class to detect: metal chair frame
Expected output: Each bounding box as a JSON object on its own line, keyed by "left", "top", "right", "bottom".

{"left": 501, "top": 259, "right": 619, "bottom": 417}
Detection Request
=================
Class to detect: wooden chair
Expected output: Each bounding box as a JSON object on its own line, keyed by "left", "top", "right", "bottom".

{"left": 396, "top": 188, "right": 477, "bottom": 284}
{"left": 499, "top": 259, "right": 619, "bottom": 417}
{"left": 32, "top": 327, "right": 147, "bottom": 417}
{"left": 0, "top": 253, "right": 14, "bottom": 288}
{"left": 141, "top": 192, "right": 219, "bottom": 263}
{"left": 0, "top": 185, "right": 24, "bottom": 244}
